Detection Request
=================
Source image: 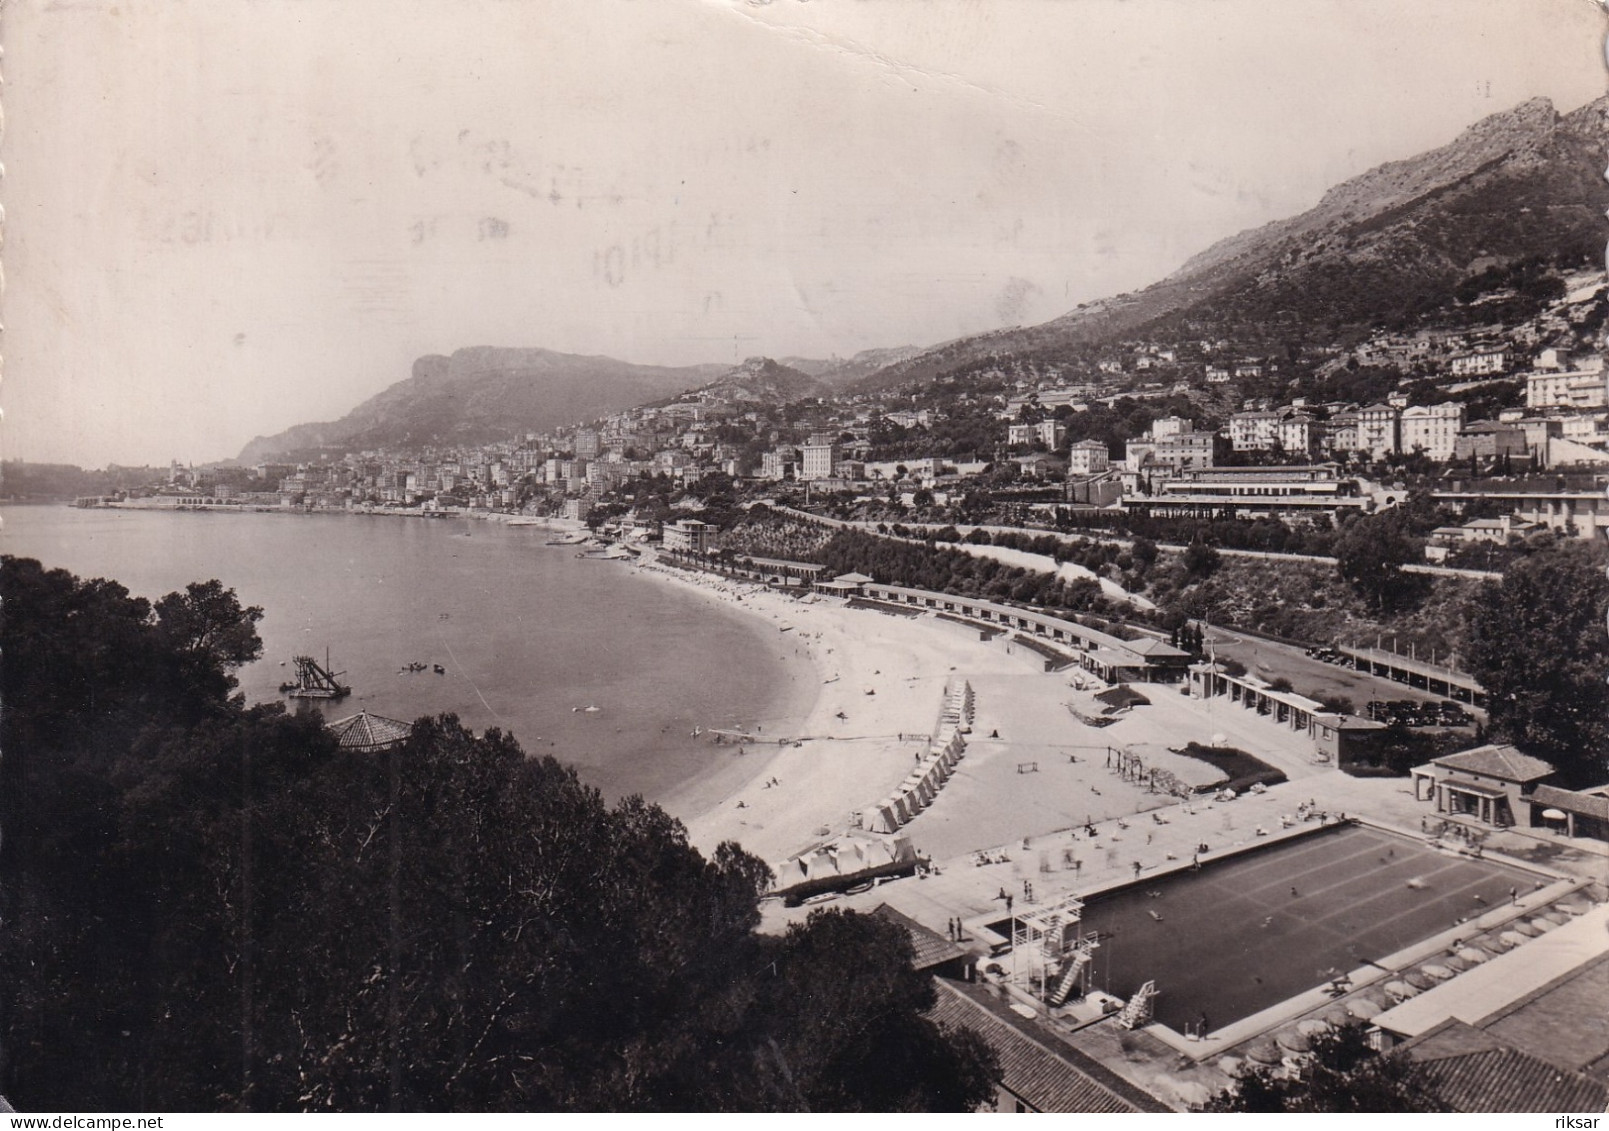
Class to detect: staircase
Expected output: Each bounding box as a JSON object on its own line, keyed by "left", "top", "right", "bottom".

{"left": 1116, "top": 980, "right": 1157, "bottom": 1029}
{"left": 1047, "top": 948, "right": 1092, "bottom": 1007}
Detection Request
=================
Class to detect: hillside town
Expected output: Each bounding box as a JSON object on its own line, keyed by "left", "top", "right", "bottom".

{"left": 81, "top": 266, "right": 1609, "bottom": 557}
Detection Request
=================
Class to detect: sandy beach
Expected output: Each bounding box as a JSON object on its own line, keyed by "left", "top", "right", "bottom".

{"left": 635, "top": 557, "right": 1037, "bottom": 863}
{"left": 630, "top": 555, "right": 1366, "bottom": 890}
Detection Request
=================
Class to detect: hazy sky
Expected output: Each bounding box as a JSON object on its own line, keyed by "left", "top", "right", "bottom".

{"left": 5, "top": 0, "right": 1604, "bottom": 467}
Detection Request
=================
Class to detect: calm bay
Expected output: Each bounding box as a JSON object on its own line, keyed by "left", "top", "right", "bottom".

{"left": 3, "top": 505, "right": 812, "bottom": 810}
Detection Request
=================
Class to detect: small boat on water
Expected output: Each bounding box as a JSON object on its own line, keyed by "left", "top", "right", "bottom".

{"left": 280, "top": 651, "right": 351, "bottom": 700}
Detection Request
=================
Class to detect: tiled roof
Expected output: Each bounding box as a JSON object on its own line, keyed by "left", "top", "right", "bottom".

{"left": 1529, "top": 783, "right": 1609, "bottom": 822}
{"left": 1412, "top": 1042, "right": 1607, "bottom": 1113}
{"left": 926, "top": 980, "right": 1168, "bottom": 1113}
{"left": 326, "top": 710, "right": 413, "bottom": 752}
{"left": 1479, "top": 954, "right": 1609, "bottom": 1076}
{"left": 1432, "top": 744, "right": 1555, "bottom": 783}
{"left": 871, "top": 904, "right": 967, "bottom": 971}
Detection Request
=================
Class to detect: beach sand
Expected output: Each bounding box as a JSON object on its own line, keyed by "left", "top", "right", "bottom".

{"left": 632, "top": 556, "right": 1336, "bottom": 896}
{"left": 635, "top": 559, "right": 1028, "bottom": 863}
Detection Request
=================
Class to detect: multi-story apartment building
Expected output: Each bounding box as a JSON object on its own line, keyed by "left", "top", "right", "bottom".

{"left": 1400, "top": 402, "right": 1465, "bottom": 461}
{"left": 1008, "top": 420, "right": 1068, "bottom": 449}
{"left": 1356, "top": 404, "right": 1400, "bottom": 459}
{"left": 759, "top": 446, "right": 798, "bottom": 480}
{"left": 1326, "top": 412, "right": 1360, "bottom": 456}
{"left": 662, "top": 518, "right": 714, "bottom": 554}
{"left": 1526, "top": 369, "right": 1608, "bottom": 410}
{"left": 801, "top": 441, "right": 840, "bottom": 481}
{"left": 1149, "top": 415, "right": 1192, "bottom": 441}
{"left": 1066, "top": 439, "right": 1111, "bottom": 475}
{"left": 1449, "top": 347, "right": 1513, "bottom": 378}
{"left": 1228, "top": 411, "right": 1281, "bottom": 451}
{"left": 1278, "top": 413, "right": 1319, "bottom": 458}
{"left": 1127, "top": 431, "right": 1216, "bottom": 472}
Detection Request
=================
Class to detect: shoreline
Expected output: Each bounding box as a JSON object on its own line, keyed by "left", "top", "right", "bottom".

{"left": 628, "top": 554, "right": 980, "bottom": 864}
{"left": 623, "top": 557, "right": 825, "bottom": 833}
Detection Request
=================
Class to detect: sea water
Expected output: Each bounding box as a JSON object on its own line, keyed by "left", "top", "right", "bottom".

{"left": 2, "top": 506, "right": 811, "bottom": 807}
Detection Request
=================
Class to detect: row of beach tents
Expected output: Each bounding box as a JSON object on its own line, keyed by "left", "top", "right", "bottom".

{"left": 863, "top": 681, "right": 975, "bottom": 835}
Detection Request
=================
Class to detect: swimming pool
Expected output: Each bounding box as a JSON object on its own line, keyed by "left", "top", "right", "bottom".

{"left": 998, "top": 824, "right": 1538, "bottom": 1032}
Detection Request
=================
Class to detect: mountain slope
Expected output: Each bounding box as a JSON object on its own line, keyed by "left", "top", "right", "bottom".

{"left": 690, "top": 356, "right": 829, "bottom": 404}
{"left": 239, "top": 348, "right": 724, "bottom": 461}
{"left": 854, "top": 94, "right": 1608, "bottom": 391}
{"left": 780, "top": 346, "right": 925, "bottom": 385}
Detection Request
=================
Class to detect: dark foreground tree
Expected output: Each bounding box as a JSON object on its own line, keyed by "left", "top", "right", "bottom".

{"left": 1463, "top": 543, "right": 1609, "bottom": 787}
{"left": 759, "top": 909, "right": 999, "bottom": 1111}
{"left": 1203, "top": 1025, "right": 1448, "bottom": 1113}
{"left": 0, "top": 557, "right": 996, "bottom": 1112}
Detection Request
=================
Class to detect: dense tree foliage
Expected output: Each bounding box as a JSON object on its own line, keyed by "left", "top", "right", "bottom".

{"left": 1050, "top": 508, "right": 1343, "bottom": 557}
{"left": 0, "top": 557, "right": 996, "bottom": 1112}
{"left": 1333, "top": 512, "right": 1422, "bottom": 610}
{"left": 1203, "top": 1025, "right": 1448, "bottom": 1113}
{"left": 1464, "top": 543, "right": 1609, "bottom": 787}
{"left": 816, "top": 529, "right": 1117, "bottom": 618}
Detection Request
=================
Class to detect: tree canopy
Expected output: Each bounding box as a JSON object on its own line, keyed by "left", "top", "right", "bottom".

{"left": 1463, "top": 543, "right": 1609, "bottom": 787}
{"left": 1334, "top": 511, "right": 1421, "bottom": 610}
{"left": 0, "top": 556, "right": 996, "bottom": 1112}
{"left": 1203, "top": 1025, "right": 1448, "bottom": 1113}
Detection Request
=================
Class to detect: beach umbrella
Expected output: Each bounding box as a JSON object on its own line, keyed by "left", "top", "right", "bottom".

{"left": 1345, "top": 998, "right": 1382, "bottom": 1020}
{"left": 1512, "top": 920, "right": 1540, "bottom": 937}
{"left": 1443, "top": 954, "right": 1471, "bottom": 972}
{"left": 1498, "top": 931, "right": 1526, "bottom": 949}
{"left": 1298, "top": 1019, "right": 1331, "bottom": 1038}
{"left": 1456, "top": 948, "right": 1488, "bottom": 965}
{"left": 1245, "top": 1040, "right": 1283, "bottom": 1066}
{"left": 1217, "top": 1056, "right": 1246, "bottom": 1077}
{"left": 1403, "top": 971, "right": 1436, "bottom": 990}
{"left": 1421, "top": 964, "right": 1455, "bottom": 982}
{"left": 1275, "top": 1028, "right": 1312, "bottom": 1053}
{"left": 1541, "top": 807, "right": 1568, "bottom": 822}
{"left": 1540, "top": 911, "right": 1569, "bottom": 925}
{"left": 1383, "top": 981, "right": 1419, "bottom": 1002}
{"left": 1320, "top": 1004, "right": 1356, "bottom": 1027}
{"left": 1528, "top": 917, "right": 1558, "bottom": 934}
{"left": 1557, "top": 898, "right": 1591, "bottom": 916}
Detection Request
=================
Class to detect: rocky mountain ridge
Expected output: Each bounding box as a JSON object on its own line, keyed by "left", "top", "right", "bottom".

{"left": 851, "top": 94, "right": 1608, "bottom": 391}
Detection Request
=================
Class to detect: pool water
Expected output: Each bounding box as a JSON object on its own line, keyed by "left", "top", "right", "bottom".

{"left": 1003, "top": 824, "right": 1536, "bottom": 1032}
